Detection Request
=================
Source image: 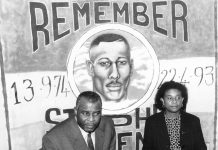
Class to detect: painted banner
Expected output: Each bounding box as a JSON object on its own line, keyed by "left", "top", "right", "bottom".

{"left": 0, "top": 0, "right": 217, "bottom": 150}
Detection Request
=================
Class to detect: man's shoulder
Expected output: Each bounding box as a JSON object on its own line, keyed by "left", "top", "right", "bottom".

{"left": 101, "top": 116, "right": 114, "bottom": 122}
{"left": 100, "top": 116, "right": 114, "bottom": 126}
{"left": 44, "top": 117, "right": 76, "bottom": 138}
{"left": 98, "top": 116, "right": 115, "bottom": 131}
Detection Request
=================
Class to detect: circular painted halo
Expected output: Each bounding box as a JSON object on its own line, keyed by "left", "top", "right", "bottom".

{"left": 67, "top": 24, "right": 159, "bottom": 114}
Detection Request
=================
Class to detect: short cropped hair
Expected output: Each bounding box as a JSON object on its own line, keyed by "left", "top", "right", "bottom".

{"left": 76, "top": 91, "right": 102, "bottom": 108}
{"left": 155, "top": 81, "right": 188, "bottom": 111}
{"left": 90, "top": 33, "right": 130, "bottom": 50}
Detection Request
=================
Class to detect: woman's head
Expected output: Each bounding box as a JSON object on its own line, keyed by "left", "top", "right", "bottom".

{"left": 155, "top": 81, "right": 188, "bottom": 112}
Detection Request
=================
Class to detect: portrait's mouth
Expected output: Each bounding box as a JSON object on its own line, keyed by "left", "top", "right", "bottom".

{"left": 106, "top": 82, "right": 122, "bottom": 91}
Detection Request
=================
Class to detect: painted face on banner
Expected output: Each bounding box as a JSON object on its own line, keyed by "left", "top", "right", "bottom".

{"left": 87, "top": 40, "right": 133, "bottom": 102}
{"left": 75, "top": 97, "right": 102, "bottom": 133}
{"left": 161, "top": 89, "right": 184, "bottom": 114}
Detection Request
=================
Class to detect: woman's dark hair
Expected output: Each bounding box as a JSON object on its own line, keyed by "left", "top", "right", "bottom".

{"left": 155, "top": 81, "right": 188, "bottom": 111}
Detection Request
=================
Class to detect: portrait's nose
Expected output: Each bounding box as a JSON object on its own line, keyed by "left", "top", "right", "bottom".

{"left": 109, "top": 63, "right": 120, "bottom": 80}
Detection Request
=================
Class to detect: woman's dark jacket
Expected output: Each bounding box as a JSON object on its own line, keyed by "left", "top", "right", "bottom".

{"left": 142, "top": 111, "right": 207, "bottom": 150}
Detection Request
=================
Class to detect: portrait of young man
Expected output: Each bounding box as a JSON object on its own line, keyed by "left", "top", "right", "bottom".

{"left": 41, "top": 91, "right": 116, "bottom": 150}
{"left": 67, "top": 25, "right": 159, "bottom": 113}
{"left": 86, "top": 33, "right": 134, "bottom": 110}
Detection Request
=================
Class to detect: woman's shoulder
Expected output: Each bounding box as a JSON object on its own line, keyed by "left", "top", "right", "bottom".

{"left": 146, "top": 111, "right": 164, "bottom": 121}
{"left": 181, "top": 111, "right": 200, "bottom": 121}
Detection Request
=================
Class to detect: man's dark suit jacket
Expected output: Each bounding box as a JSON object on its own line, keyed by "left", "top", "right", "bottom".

{"left": 41, "top": 116, "right": 116, "bottom": 150}
{"left": 142, "top": 111, "right": 207, "bottom": 150}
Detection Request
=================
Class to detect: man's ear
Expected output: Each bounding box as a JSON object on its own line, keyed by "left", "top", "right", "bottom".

{"left": 74, "top": 107, "right": 77, "bottom": 115}
{"left": 130, "top": 59, "right": 134, "bottom": 76}
{"left": 86, "top": 60, "right": 94, "bottom": 76}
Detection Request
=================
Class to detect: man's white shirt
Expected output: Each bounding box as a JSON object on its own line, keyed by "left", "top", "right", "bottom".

{"left": 78, "top": 125, "right": 96, "bottom": 149}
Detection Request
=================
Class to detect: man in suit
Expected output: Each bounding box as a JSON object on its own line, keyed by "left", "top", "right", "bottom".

{"left": 41, "top": 91, "right": 116, "bottom": 150}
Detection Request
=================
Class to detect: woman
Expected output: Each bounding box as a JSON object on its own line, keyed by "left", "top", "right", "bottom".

{"left": 142, "top": 81, "right": 207, "bottom": 150}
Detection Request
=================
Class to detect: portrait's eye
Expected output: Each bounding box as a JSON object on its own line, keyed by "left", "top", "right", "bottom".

{"left": 98, "top": 61, "right": 111, "bottom": 67}
{"left": 117, "top": 58, "right": 129, "bottom": 66}
{"left": 117, "top": 60, "right": 127, "bottom": 65}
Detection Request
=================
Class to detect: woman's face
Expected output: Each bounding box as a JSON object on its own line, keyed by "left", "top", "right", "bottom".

{"left": 161, "top": 89, "right": 184, "bottom": 114}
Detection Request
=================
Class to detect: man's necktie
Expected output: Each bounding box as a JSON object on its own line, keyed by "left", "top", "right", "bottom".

{"left": 87, "top": 133, "right": 94, "bottom": 150}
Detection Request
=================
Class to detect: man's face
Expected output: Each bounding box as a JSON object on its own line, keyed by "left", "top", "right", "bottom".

{"left": 75, "top": 98, "right": 102, "bottom": 133}
{"left": 87, "top": 41, "right": 133, "bottom": 102}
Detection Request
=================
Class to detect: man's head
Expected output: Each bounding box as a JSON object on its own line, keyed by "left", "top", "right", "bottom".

{"left": 86, "top": 33, "right": 133, "bottom": 102}
{"left": 74, "top": 91, "right": 102, "bottom": 133}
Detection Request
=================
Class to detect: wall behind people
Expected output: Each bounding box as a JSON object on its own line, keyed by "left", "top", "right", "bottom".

{"left": 0, "top": 0, "right": 217, "bottom": 150}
